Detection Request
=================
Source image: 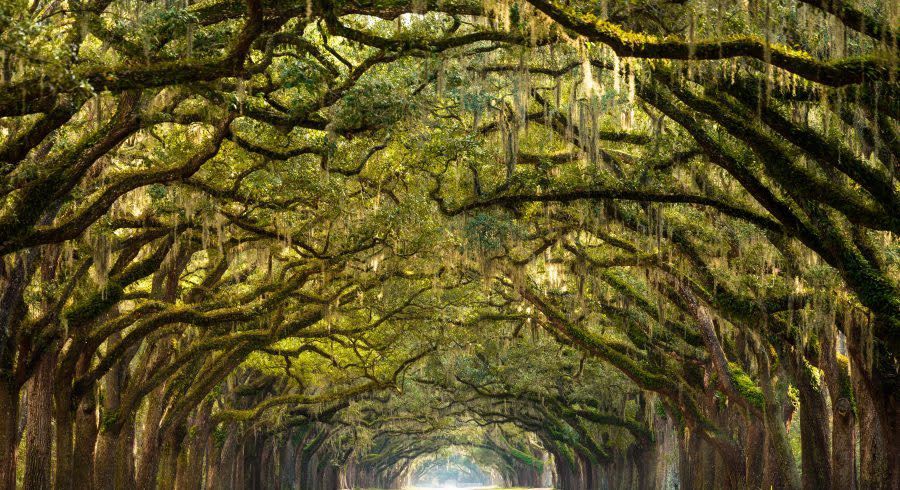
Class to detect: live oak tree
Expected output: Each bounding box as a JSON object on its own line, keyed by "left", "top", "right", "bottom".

{"left": 0, "top": 0, "right": 896, "bottom": 488}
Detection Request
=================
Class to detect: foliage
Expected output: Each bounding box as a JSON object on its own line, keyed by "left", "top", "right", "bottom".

{"left": 0, "top": 0, "right": 895, "bottom": 487}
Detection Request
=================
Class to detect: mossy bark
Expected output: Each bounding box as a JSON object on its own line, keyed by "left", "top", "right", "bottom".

{"left": 785, "top": 355, "right": 832, "bottom": 490}
{"left": 73, "top": 389, "right": 98, "bottom": 490}
{"left": 24, "top": 351, "right": 55, "bottom": 490}
{"left": 135, "top": 385, "right": 166, "bottom": 490}
{"left": 759, "top": 353, "right": 802, "bottom": 490}
{"left": 180, "top": 402, "right": 213, "bottom": 490}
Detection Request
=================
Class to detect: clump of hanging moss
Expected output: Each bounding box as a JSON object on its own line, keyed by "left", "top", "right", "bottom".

{"left": 836, "top": 354, "right": 857, "bottom": 416}
{"left": 728, "top": 362, "right": 765, "bottom": 411}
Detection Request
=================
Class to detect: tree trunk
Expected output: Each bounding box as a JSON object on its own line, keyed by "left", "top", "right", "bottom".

{"left": 869, "top": 318, "right": 900, "bottom": 490}
{"left": 823, "top": 331, "right": 857, "bottom": 490}
{"left": 174, "top": 447, "right": 189, "bottom": 490}
{"left": 94, "top": 428, "right": 119, "bottom": 490}
{"left": 854, "top": 362, "right": 888, "bottom": 490}
{"left": 868, "top": 377, "right": 899, "bottom": 490}
{"left": 135, "top": 382, "right": 167, "bottom": 490}
{"left": 794, "top": 373, "right": 832, "bottom": 490}
{"left": 157, "top": 431, "right": 182, "bottom": 490}
{"left": 759, "top": 351, "right": 801, "bottom": 490}
{"left": 116, "top": 423, "right": 138, "bottom": 489}
{"left": 24, "top": 351, "right": 54, "bottom": 490}
{"left": 744, "top": 421, "right": 766, "bottom": 489}
{"left": 233, "top": 443, "right": 245, "bottom": 490}
{"left": 54, "top": 388, "right": 75, "bottom": 490}
{"left": 204, "top": 432, "right": 221, "bottom": 490}
{"left": 0, "top": 379, "right": 18, "bottom": 490}
{"left": 180, "top": 402, "right": 213, "bottom": 490}
{"left": 279, "top": 436, "right": 297, "bottom": 490}
{"left": 847, "top": 312, "right": 895, "bottom": 490}
{"left": 73, "top": 387, "right": 98, "bottom": 490}
{"left": 216, "top": 430, "right": 238, "bottom": 490}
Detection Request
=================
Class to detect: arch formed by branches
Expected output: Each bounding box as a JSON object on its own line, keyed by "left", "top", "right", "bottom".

{"left": 0, "top": 0, "right": 896, "bottom": 488}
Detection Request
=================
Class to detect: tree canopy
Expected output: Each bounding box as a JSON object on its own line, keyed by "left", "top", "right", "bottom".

{"left": 0, "top": 0, "right": 897, "bottom": 488}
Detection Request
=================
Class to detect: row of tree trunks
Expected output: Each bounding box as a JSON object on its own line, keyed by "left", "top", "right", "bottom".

{"left": 0, "top": 255, "right": 887, "bottom": 490}
{"left": 0, "top": 383, "right": 870, "bottom": 490}
{"left": 2, "top": 295, "right": 888, "bottom": 490}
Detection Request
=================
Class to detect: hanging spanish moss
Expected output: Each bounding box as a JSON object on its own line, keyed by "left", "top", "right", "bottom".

{"left": 0, "top": 0, "right": 895, "bottom": 489}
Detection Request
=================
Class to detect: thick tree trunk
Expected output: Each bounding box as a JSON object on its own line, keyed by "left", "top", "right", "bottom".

{"left": 157, "top": 431, "right": 183, "bottom": 490}
{"left": 0, "top": 379, "right": 18, "bottom": 490}
{"left": 854, "top": 364, "right": 889, "bottom": 490}
{"left": 857, "top": 395, "right": 880, "bottom": 490}
{"left": 24, "top": 351, "right": 54, "bottom": 490}
{"left": 233, "top": 443, "right": 245, "bottom": 490}
{"left": 0, "top": 249, "right": 38, "bottom": 490}
{"left": 279, "top": 436, "right": 297, "bottom": 490}
{"left": 216, "top": 430, "right": 238, "bottom": 490}
{"left": 700, "top": 438, "right": 717, "bottom": 489}
{"left": 677, "top": 430, "right": 697, "bottom": 490}
{"left": 116, "top": 423, "right": 138, "bottom": 489}
{"left": 54, "top": 389, "right": 76, "bottom": 490}
{"left": 174, "top": 444, "right": 189, "bottom": 490}
{"left": 257, "top": 439, "right": 274, "bottom": 490}
{"left": 869, "top": 318, "right": 900, "bottom": 490}
{"left": 869, "top": 379, "right": 899, "bottom": 490}
{"left": 95, "top": 331, "right": 127, "bottom": 490}
{"left": 795, "top": 376, "right": 832, "bottom": 490}
{"left": 55, "top": 351, "right": 93, "bottom": 490}
{"left": 135, "top": 385, "right": 166, "bottom": 490}
{"left": 759, "top": 351, "right": 801, "bottom": 490}
{"left": 94, "top": 428, "right": 119, "bottom": 490}
{"left": 180, "top": 402, "right": 212, "bottom": 490}
{"left": 831, "top": 403, "right": 857, "bottom": 490}
{"left": 744, "top": 421, "right": 766, "bottom": 488}
{"left": 204, "top": 432, "right": 222, "bottom": 490}
{"left": 95, "top": 419, "right": 134, "bottom": 489}
{"left": 73, "top": 388, "right": 98, "bottom": 490}
{"left": 822, "top": 332, "right": 857, "bottom": 490}
{"left": 552, "top": 448, "right": 580, "bottom": 490}
{"left": 846, "top": 318, "right": 894, "bottom": 490}
{"left": 633, "top": 443, "right": 658, "bottom": 490}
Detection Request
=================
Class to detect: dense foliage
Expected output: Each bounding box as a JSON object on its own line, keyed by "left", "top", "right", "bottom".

{"left": 0, "top": 0, "right": 896, "bottom": 488}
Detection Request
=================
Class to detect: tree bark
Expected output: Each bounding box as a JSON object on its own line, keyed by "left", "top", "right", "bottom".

{"left": 54, "top": 388, "right": 76, "bottom": 490}
{"left": 759, "top": 351, "right": 801, "bottom": 490}
{"left": 279, "top": 435, "right": 297, "bottom": 490}
{"left": 24, "top": 351, "right": 55, "bottom": 490}
{"left": 157, "top": 431, "right": 182, "bottom": 490}
{"left": 823, "top": 331, "right": 858, "bottom": 490}
{"left": 854, "top": 361, "right": 888, "bottom": 490}
{"left": 93, "top": 322, "right": 144, "bottom": 490}
{"left": 0, "top": 378, "right": 18, "bottom": 490}
{"left": 135, "top": 385, "right": 166, "bottom": 490}
{"left": 73, "top": 383, "right": 98, "bottom": 490}
{"left": 180, "top": 401, "right": 213, "bottom": 490}
{"left": 216, "top": 430, "right": 238, "bottom": 490}
{"left": 116, "top": 422, "right": 137, "bottom": 489}
{"left": 791, "top": 359, "right": 832, "bottom": 490}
